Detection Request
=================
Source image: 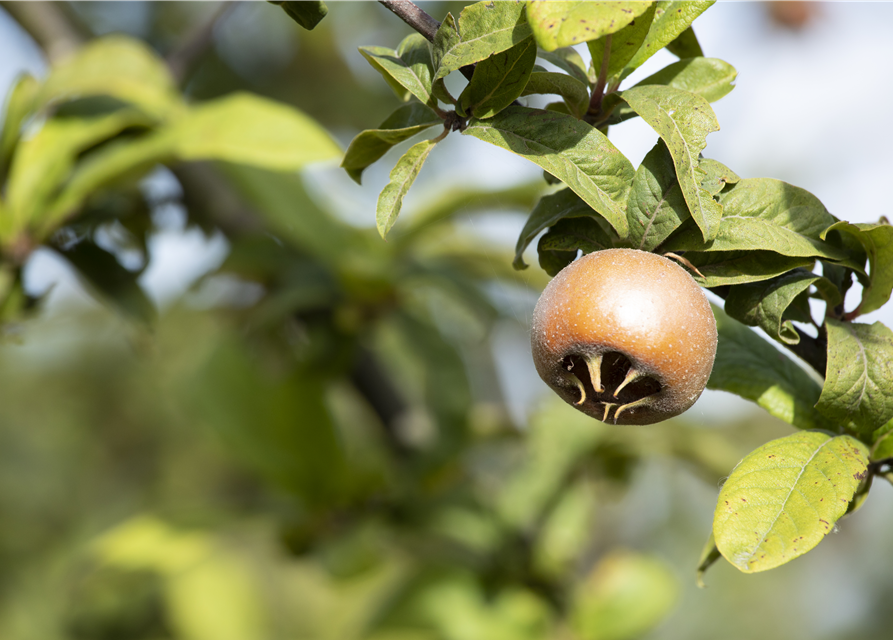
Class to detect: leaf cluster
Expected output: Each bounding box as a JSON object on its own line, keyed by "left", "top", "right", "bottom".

{"left": 349, "top": 0, "right": 893, "bottom": 578}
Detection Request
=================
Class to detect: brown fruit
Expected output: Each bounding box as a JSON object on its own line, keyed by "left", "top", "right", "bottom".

{"left": 531, "top": 248, "right": 717, "bottom": 425}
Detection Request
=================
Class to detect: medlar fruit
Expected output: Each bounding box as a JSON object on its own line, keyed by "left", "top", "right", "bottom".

{"left": 531, "top": 248, "right": 717, "bottom": 425}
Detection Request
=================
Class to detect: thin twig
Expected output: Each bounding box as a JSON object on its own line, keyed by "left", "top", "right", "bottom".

{"left": 378, "top": 0, "right": 441, "bottom": 42}
{"left": 377, "top": 0, "right": 475, "bottom": 81}
{"left": 167, "top": 1, "right": 240, "bottom": 86}
{"left": 0, "top": 0, "right": 86, "bottom": 61}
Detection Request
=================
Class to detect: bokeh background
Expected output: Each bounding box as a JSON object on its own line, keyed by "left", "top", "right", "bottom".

{"left": 1, "top": 2, "right": 892, "bottom": 640}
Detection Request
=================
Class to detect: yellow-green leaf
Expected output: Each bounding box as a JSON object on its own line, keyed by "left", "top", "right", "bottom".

{"left": 714, "top": 431, "right": 869, "bottom": 573}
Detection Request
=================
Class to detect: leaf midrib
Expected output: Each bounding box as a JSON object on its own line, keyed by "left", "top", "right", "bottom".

{"left": 738, "top": 438, "right": 833, "bottom": 567}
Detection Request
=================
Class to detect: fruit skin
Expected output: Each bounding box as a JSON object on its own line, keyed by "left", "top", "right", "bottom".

{"left": 531, "top": 248, "right": 717, "bottom": 425}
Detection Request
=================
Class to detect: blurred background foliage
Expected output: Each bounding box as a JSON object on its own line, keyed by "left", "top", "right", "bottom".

{"left": 1, "top": 2, "right": 893, "bottom": 640}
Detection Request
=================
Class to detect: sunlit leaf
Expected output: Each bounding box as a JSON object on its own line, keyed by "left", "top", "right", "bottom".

{"left": 665, "top": 25, "right": 703, "bottom": 58}
{"left": 817, "top": 320, "right": 893, "bottom": 435}
{"left": 587, "top": 4, "right": 656, "bottom": 84}
{"left": 698, "top": 156, "right": 739, "bottom": 196}
{"left": 6, "top": 109, "right": 153, "bottom": 234}
{"left": 40, "top": 35, "right": 182, "bottom": 119}
{"left": 626, "top": 139, "right": 688, "bottom": 251}
{"left": 433, "top": 2, "right": 532, "bottom": 81}
{"left": 341, "top": 103, "right": 441, "bottom": 184}
{"left": 464, "top": 106, "right": 634, "bottom": 237}
{"left": 621, "top": 84, "right": 721, "bottom": 240}
{"left": 459, "top": 38, "right": 537, "bottom": 119}
{"left": 526, "top": 1, "right": 652, "bottom": 52}
{"left": 622, "top": 0, "right": 714, "bottom": 78}
{"left": 167, "top": 93, "right": 342, "bottom": 170}
{"left": 377, "top": 137, "right": 439, "bottom": 239}
{"left": 822, "top": 220, "right": 893, "bottom": 315}
{"left": 634, "top": 57, "right": 737, "bottom": 103}
{"left": 714, "top": 431, "right": 869, "bottom": 573}
{"left": 665, "top": 178, "right": 854, "bottom": 264}
{"left": 360, "top": 33, "right": 437, "bottom": 105}
{"left": 0, "top": 74, "right": 39, "bottom": 180}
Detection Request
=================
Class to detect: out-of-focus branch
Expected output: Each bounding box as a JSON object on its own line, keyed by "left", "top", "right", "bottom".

{"left": 166, "top": 1, "right": 240, "bottom": 86}
{"left": 377, "top": 0, "right": 475, "bottom": 81}
{"left": 0, "top": 1, "right": 86, "bottom": 61}
{"left": 378, "top": 0, "right": 440, "bottom": 42}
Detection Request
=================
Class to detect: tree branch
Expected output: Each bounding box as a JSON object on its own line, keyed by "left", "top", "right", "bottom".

{"left": 0, "top": 1, "right": 87, "bottom": 61}
{"left": 377, "top": 0, "right": 440, "bottom": 42}
{"left": 166, "top": 1, "right": 240, "bottom": 86}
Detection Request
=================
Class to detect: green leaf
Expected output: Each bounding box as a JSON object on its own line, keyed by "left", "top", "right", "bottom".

{"left": 621, "top": 84, "right": 721, "bottom": 240}
{"left": 272, "top": 0, "right": 328, "bottom": 30}
{"left": 537, "top": 235, "right": 577, "bottom": 276}
{"left": 40, "top": 134, "right": 175, "bottom": 235}
{"left": 714, "top": 431, "right": 869, "bottom": 573}
{"left": 56, "top": 240, "right": 156, "bottom": 325}
{"left": 167, "top": 93, "right": 342, "bottom": 169}
{"left": 599, "top": 57, "right": 737, "bottom": 128}
{"left": 587, "top": 3, "right": 657, "bottom": 84}
{"left": 39, "top": 35, "right": 182, "bottom": 119}
{"left": 872, "top": 431, "right": 893, "bottom": 486}
{"left": 537, "top": 216, "right": 616, "bottom": 276}
{"left": 341, "top": 103, "right": 441, "bottom": 184}
{"left": 520, "top": 71, "right": 590, "bottom": 119}
{"left": 665, "top": 178, "right": 853, "bottom": 263}
{"left": 526, "top": 1, "right": 652, "bottom": 52}
{"left": 536, "top": 47, "right": 590, "bottom": 85}
{"left": 459, "top": 37, "right": 537, "bottom": 119}
{"left": 191, "top": 337, "right": 347, "bottom": 504}
{"left": 635, "top": 57, "right": 737, "bottom": 103}
{"left": 666, "top": 25, "right": 703, "bottom": 58}
{"left": 359, "top": 33, "right": 437, "bottom": 105}
{"left": 570, "top": 551, "right": 677, "bottom": 640}
{"left": 0, "top": 74, "right": 39, "bottom": 180}
{"left": 463, "top": 106, "right": 634, "bottom": 237}
{"left": 822, "top": 221, "right": 893, "bottom": 315}
{"left": 698, "top": 156, "right": 739, "bottom": 196}
{"left": 218, "top": 163, "right": 354, "bottom": 266}
{"left": 725, "top": 270, "right": 841, "bottom": 345}
{"left": 708, "top": 306, "right": 835, "bottom": 430}
{"left": 433, "top": 2, "right": 532, "bottom": 81}
{"left": 5, "top": 109, "right": 153, "bottom": 235}
{"left": 626, "top": 139, "right": 688, "bottom": 251}
{"left": 817, "top": 320, "right": 893, "bottom": 435}
{"left": 377, "top": 137, "right": 439, "bottom": 239}
{"left": 514, "top": 188, "right": 594, "bottom": 269}
{"left": 685, "top": 251, "right": 815, "bottom": 288}
{"left": 42, "top": 95, "right": 342, "bottom": 234}
{"left": 622, "top": 1, "right": 715, "bottom": 78}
